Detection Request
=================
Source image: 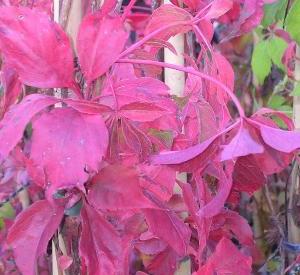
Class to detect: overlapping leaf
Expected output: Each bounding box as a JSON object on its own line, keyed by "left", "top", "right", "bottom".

{"left": 0, "top": 7, "right": 75, "bottom": 88}
{"left": 7, "top": 200, "right": 64, "bottom": 275}
{"left": 30, "top": 107, "right": 108, "bottom": 191}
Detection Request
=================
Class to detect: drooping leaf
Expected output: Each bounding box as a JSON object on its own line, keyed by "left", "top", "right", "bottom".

{"left": 30, "top": 107, "right": 108, "bottom": 191}
{"left": 7, "top": 200, "right": 64, "bottom": 275}
{"left": 258, "top": 123, "right": 300, "bottom": 153}
{"left": 197, "top": 164, "right": 233, "bottom": 219}
{"left": 143, "top": 208, "right": 191, "bottom": 256}
{"left": 151, "top": 134, "right": 219, "bottom": 166}
{"left": 77, "top": 13, "right": 128, "bottom": 83}
{"left": 220, "top": 121, "right": 264, "bottom": 161}
{"left": 0, "top": 94, "right": 58, "bottom": 160}
{"left": 79, "top": 203, "right": 128, "bottom": 274}
{"left": 0, "top": 7, "right": 75, "bottom": 88}
{"left": 0, "top": 65, "right": 22, "bottom": 118}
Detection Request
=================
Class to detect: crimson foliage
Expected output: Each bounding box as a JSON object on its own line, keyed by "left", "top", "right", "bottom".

{"left": 0, "top": 0, "right": 298, "bottom": 274}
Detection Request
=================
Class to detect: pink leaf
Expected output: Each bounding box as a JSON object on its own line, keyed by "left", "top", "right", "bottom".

{"left": 258, "top": 123, "right": 300, "bottom": 153}
{"left": 30, "top": 108, "right": 108, "bottom": 191}
{"left": 139, "top": 165, "right": 176, "bottom": 202}
{"left": 220, "top": 121, "right": 264, "bottom": 161}
{"left": 7, "top": 200, "right": 64, "bottom": 275}
{"left": 58, "top": 255, "right": 73, "bottom": 271}
{"left": 0, "top": 94, "right": 58, "bottom": 160}
{"left": 77, "top": 13, "right": 128, "bottom": 83}
{"left": 0, "top": 7, "right": 75, "bottom": 88}
{"left": 143, "top": 208, "right": 191, "bottom": 256}
{"left": 145, "top": 4, "right": 192, "bottom": 41}
{"left": 151, "top": 134, "right": 219, "bottom": 165}
{"left": 120, "top": 102, "right": 172, "bottom": 122}
{"left": 196, "top": 237, "right": 252, "bottom": 275}
{"left": 197, "top": 164, "right": 233, "bottom": 219}
{"left": 213, "top": 210, "right": 254, "bottom": 247}
{"left": 0, "top": 65, "right": 22, "bottom": 118}
{"left": 205, "top": 0, "right": 233, "bottom": 20}
{"left": 79, "top": 203, "right": 127, "bottom": 274}
{"left": 88, "top": 165, "right": 155, "bottom": 210}
{"left": 146, "top": 247, "right": 179, "bottom": 275}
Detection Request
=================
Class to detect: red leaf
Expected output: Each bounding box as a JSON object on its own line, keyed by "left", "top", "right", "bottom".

{"left": 77, "top": 13, "right": 127, "bottom": 83}
{"left": 212, "top": 210, "right": 254, "bottom": 247}
{"left": 0, "top": 94, "right": 58, "bottom": 160}
{"left": 79, "top": 203, "right": 128, "bottom": 274}
{"left": 146, "top": 247, "right": 179, "bottom": 275}
{"left": 197, "top": 164, "right": 233, "bottom": 219}
{"left": 7, "top": 200, "right": 64, "bottom": 275}
{"left": 196, "top": 237, "right": 252, "bottom": 275}
{"left": 139, "top": 165, "right": 176, "bottom": 202}
{"left": 0, "top": 7, "right": 75, "bottom": 88}
{"left": 145, "top": 4, "right": 192, "bottom": 42}
{"left": 30, "top": 107, "right": 108, "bottom": 191}
{"left": 88, "top": 165, "right": 155, "bottom": 210}
{"left": 233, "top": 155, "right": 266, "bottom": 194}
{"left": 0, "top": 65, "right": 22, "bottom": 118}
{"left": 143, "top": 208, "right": 191, "bottom": 256}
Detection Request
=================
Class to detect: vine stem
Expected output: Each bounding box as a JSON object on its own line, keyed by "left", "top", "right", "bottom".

{"left": 117, "top": 21, "right": 193, "bottom": 59}
{"left": 289, "top": 46, "right": 300, "bottom": 247}
{"left": 117, "top": 58, "right": 245, "bottom": 117}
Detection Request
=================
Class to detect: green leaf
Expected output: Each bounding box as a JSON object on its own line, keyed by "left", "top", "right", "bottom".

{"left": 285, "top": 0, "right": 300, "bottom": 45}
{"left": 0, "top": 202, "right": 15, "bottom": 219}
{"left": 292, "top": 82, "right": 300, "bottom": 96}
{"left": 267, "top": 37, "right": 287, "bottom": 70}
{"left": 268, "top": 95, "right": 285, "bottom": 109}
{"left": 262, "top": 0, "right": 288, "bottom": 27}
{"left": 0, "top": 218, "right": 4, "bottom": 230}
{"left": 251, "top": 40, "right": 272, "bottom": 84}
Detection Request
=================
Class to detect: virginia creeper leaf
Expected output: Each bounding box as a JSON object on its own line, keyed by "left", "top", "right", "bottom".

{"left": 220, "top": 121, "right": 264, "bottom": 161}
{"left": 0, "top": 7, "right": 75, "bottom": 88}
{"left": 0, "top": 94, "right": 58, "bottom": 160}
{"left": 196, "top": 238, "right": 252, "bottom": 275}
{"left": 77, "top": 13, "right": 128, "bottom": 83}
{"left": 88, "top": 165, "right": 155, "bottom": 210}
{"left": 79, "top": 203, "right": 127, "bottom": 274}
{"left": 143, "top": 208, "right": 191, "bottom": 256}
{"left": 7, "top": 200, "right": 64, "bottom": 275}
{"left": 30, "top": 107, "right": 108, "bottom": 191}
{"left": 251, "top": 40, "right": 272, "bottom": 85}
{"left": 285, "top": 0, "right": 300, "bottom": 45}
